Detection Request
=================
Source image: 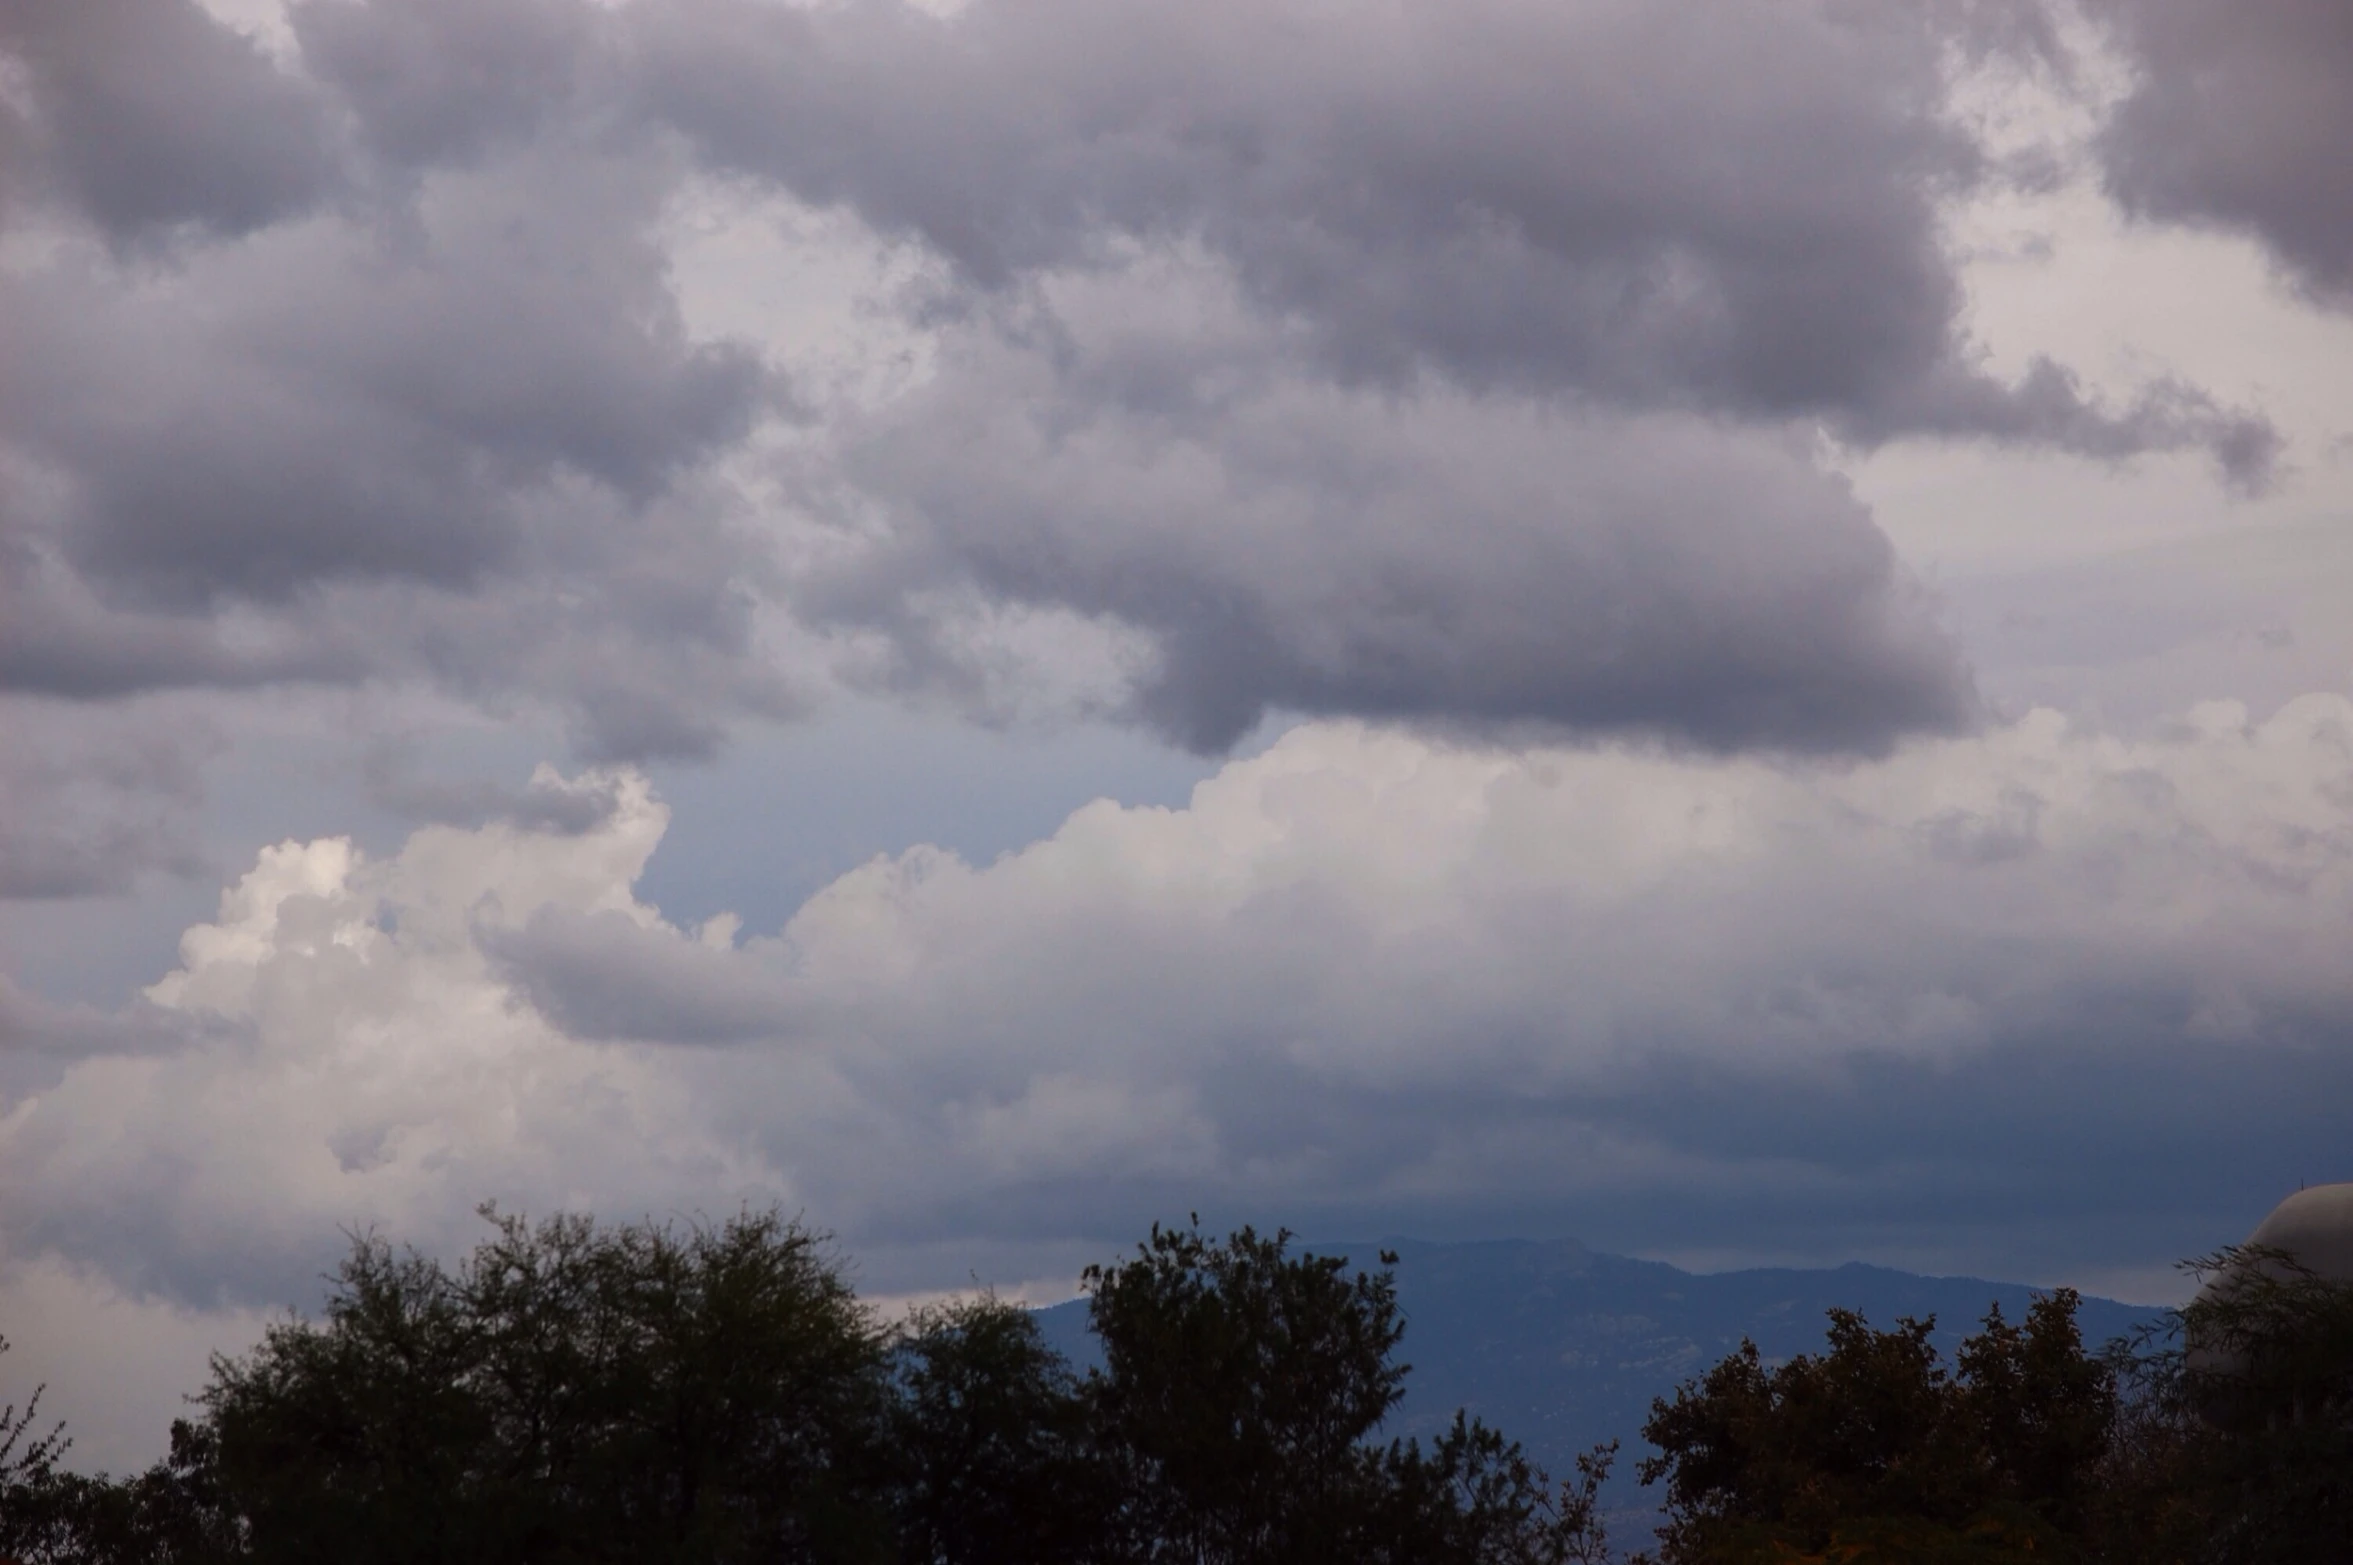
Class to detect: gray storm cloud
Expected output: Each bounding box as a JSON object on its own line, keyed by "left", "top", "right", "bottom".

{"left": 6, "top": 173, "right": 765, "bottom": 604}
{"left": 0, "top": 700, "right": 218, "bottom": 898}
{"left": 293, "top": 0, "right": 600, "bottom": 169}
{"left": 0, "top": 0, "right": 335, "bottom": 243}
{"left": 0, "top": 0, "right": 2317, "bottom": 891}
{"left": 2089, "top": 0, "right": 2353, "bottom": 307}
{"left": 638, "top": 0, "right": 2270, "bottom": 473}
{"left": 0, "top": 12, "right": 789, "bottom": 758}
{"left": 812, "top": 273, "right": 1977, "bottom": 752}
{"left": 483, "top": 905, "right": 799, "bottom": 1045}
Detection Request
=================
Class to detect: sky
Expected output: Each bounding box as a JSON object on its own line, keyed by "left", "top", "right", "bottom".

{"left": 2, "top": 0, "right": 2351, "bottom": 1469}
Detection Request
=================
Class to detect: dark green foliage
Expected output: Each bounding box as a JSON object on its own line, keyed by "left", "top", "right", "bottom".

{"left": 1950, "top": 1289, "right": 2116, "bottom": 1535}
{"left": 3, "top": 1213, "right": 1616, "bottom": 1565}
{"left": 2098, "top": 1244, "right": 2353, "bottom": 1565}
{"left": 38, "top": 1211, "right": 2348, "bottom": 1565}
{"left": 1635, "top": 1264, "right": 2353, "bottom": 1565}
{"left": 2, "top": 1420, "right": 244, "bottom": 1565}
{"left": 3, "top": 1336, "right": 237, "bottom": 1565}
{"left": 1637, "top": 1291, "right": 2112, "bottom": 1563}
{"left": 1, "top": 1333, "right": 75, "bottom": 1562}
{"left": 888, "top": 1294, "right": 1101, "bottom": 1565}
{"left": 205, "top": 1205, "right": 893, "bottom": 1565}
{"left": 1372, "top": 1418, "right": 1620, "bottom": 1565}
{"left": 208, "top": 1235, "right": 493, "bottom": 1563}
{"left": 1083, "top": 1220, "right": 1407, "bottom": 1561}
{"left": 1081, "top": 1219, "right": 1613, "bottom": 1565}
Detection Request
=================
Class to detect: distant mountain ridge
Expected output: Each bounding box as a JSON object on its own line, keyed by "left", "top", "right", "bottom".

{"left": 1033, "top": 1236, "right": 2159, "bottom": 1488}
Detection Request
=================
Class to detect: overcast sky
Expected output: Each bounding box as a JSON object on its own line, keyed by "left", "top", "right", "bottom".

{"left": 3, "top": 0, "right": 2351, "bottom": 1469}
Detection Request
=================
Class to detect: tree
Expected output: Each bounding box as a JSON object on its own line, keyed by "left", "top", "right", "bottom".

{"left": 2, "top": 1420, "right": 244, "bottom": 1565}
{"left": 1951, "top": 1290, "right": 2115, "bottom": 1536}
{"left": 888, "top": 1294, "right": 1102, "bottom": 1565}
{"left": 1371, "top": 1417, "right": 1620, "bottom": 1565}
{"left": 1083, "top": 1221, "right": 1409, "bottom": 1563}
{"left": 204, "top": 1233, "right": 491, "bottom": 1564}
{"left": 1637, "top": 1291, "right": 2115, "bottom": 1564}
{"left": 1081, "top": 1220, "right": 1612, "bottom": 1565}
{"left": 199, "top": 1205, "right": 894, "bottom": 1565}
{"left": 2097, "top": 1243, "right": 2353, "bottom": 1565}
{"left": 1, "top": 1333, "right": 74, "bottom": 1563}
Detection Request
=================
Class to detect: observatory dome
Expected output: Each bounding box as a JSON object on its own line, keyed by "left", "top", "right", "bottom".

{"left": 2184, "top": 1183, "right": 2353, "bottom": 1425}
{"left": 2240, "top": 1183, "right": 2353, "bottom": 1281}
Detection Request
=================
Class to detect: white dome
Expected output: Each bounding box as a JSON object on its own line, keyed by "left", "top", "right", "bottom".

{"left": 2242, "top": 1183, "right": 2353, "bottom": 1282}
{"left": 2183, "top": 1183, "right": 2353, "bottom": 1416}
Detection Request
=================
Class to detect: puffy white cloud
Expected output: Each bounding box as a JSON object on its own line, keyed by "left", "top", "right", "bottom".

{"left": 0, "top": 768, "right": 780, "bottom": 1305}
{"left": 8, "top": 699, "right": 2353, "bottom": 1324}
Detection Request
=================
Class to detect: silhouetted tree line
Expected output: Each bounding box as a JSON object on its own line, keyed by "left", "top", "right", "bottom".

{"left": 2, "top": 1212, "right": 2347, "bottom": 1564}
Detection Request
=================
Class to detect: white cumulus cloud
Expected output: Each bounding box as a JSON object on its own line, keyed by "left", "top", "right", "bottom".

{"left": 8, "top": 699, "right": 2353, "bottom": 1337}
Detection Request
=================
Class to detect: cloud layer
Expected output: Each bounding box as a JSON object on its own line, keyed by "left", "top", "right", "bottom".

{"left": 810, "top": 263, "right": 1979, "bottom": 751}
{"left": 0, "top": 0, "right": 2309, "bottom": 855}
{"left": 0, "top": 0, "right": 335, "bottom": 245}
{"left": 9, "top": 697, "right": 2352, "bottom": 1312}
{"left": 651, "top": 0, "right": 2273, "bottom": 471}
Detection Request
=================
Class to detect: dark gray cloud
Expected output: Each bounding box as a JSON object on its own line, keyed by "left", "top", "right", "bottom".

{"left": 0, "top": 977, "right": 206, "bottom": 1059}
{"left": 0, "top": 0, "right": 787, "bottom": 774}
{"left": 0, "top": 0, "right": 2313, "bottom": 903}
{"left": 0, "top": 699, "right": 217, "bottom": 898}
{"left": 0, "top": 115, "right": 789, "bottom": 760}
{"left": 484, "top": 906, "right": 795, "bottom": 1044}
{"left": 1857, "top": 356, "right": 2280, "bottom": 490}
{"left": 0, "top": 0, "right": 337, "bottom": 244}
{"left": 638, "top": 0, "right": 2269, "bottom": 477}
{"left": 360, "top": 758, "right": 635, "bottom": 835}
{"left": 0, "top": 512, "right": 796, "bottom": 763}
{"left": 811, "top": 280, "right": 1978, "bottom": 752}
{"left": 2, "top": 151, "right": 765, "bottom": 603}
{"left": 1561, "top": 1024, "right": 2353, "bottom": 1282}
{"left": 0, "top": 533, "right": 350, "bottom": 700}
{"left": 291, "top": 0, "right": 600, "bottom": 170}
{"left": 2089, "top": 0, "right": 2353, "bottom": 306}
